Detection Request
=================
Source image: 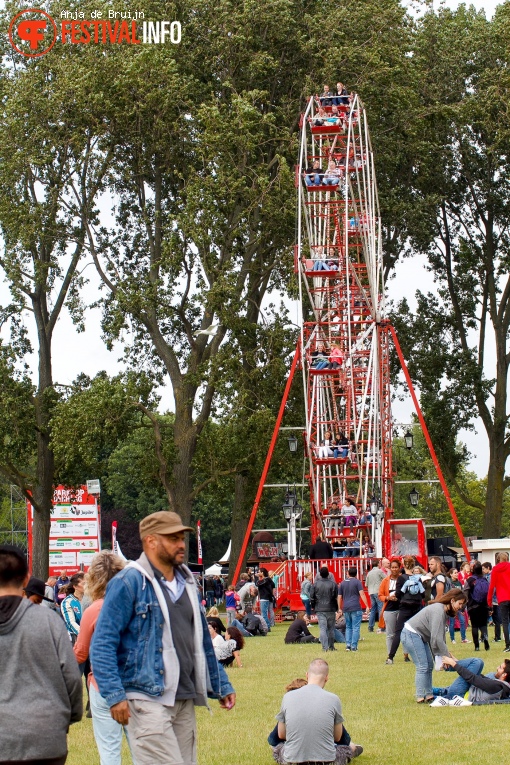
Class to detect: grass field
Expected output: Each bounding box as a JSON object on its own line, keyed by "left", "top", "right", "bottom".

{"left": 68, "top": 622, "right": 508, "bottom": 765}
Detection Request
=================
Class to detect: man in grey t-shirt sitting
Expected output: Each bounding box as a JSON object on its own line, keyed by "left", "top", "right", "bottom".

{"left": 275, "top": 659, "right": 351, "bottom": 764}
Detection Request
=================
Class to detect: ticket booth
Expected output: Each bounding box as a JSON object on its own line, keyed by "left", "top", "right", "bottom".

{"left": 383, "top": 518, "right": 427, "bottom": 569}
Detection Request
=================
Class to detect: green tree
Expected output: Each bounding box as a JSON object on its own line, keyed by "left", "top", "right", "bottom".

{"left": 393, "top": 5, "right": 510, "bottom": 536}
{"left": 0, "top": 9, "right": 120, "bottom": 574}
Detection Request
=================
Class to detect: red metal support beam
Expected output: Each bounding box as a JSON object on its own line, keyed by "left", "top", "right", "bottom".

{"left": 388, "top": 323, "right": 471, "bottom": 561}
{"left": 230, "top": 342, "right": 302, "bottom": 585}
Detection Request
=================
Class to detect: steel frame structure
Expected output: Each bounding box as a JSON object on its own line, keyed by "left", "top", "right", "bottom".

{"left": 230, "top": 94, "right": 469, "bottom": 589}
{"left": 296, "top": 94, "right": 390, "bottom": 554}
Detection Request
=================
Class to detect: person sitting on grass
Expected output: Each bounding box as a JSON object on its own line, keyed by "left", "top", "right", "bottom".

{"left": 433, "top": 656, "right": 510, "bottom": 703}
{"left": 269, "top": 660, "right": 363, "bottom": 765}
{"left": 213, "top": 626, "right": 245, "bottom": 668}
{"left": 284, "top": 611, "right": 320, "bottom": 644}
{"left": 235, "top": 604, "right": 268, "bottom": 636}
{"left": 206, "top": 606, "right": 227, "bottom": 635}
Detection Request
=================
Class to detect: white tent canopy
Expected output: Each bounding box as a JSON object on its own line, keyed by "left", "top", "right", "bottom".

{"left": 204, "top": 540, "right": 231, "bottom": 576}
{"left": 204, "top": 563, "right": 223, "bottom": 576}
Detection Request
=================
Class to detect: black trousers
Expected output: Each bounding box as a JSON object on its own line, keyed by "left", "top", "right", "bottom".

{"left": 499, "top": 600, "right": 510, "bottom": 648}
{"left": 491, "top": 603, "right": 502, "bottom": 640}
{"left": 388, "top": 603, "right": 422, "bottom": 660}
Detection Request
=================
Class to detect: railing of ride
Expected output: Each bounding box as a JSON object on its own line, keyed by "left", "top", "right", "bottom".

{"left": 274, "top": 557, "right": 377, "bottom": 606}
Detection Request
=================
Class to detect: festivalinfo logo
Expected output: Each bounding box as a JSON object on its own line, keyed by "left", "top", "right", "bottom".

{"left": 8, "top": 7, "right": 181, "bottom": 57}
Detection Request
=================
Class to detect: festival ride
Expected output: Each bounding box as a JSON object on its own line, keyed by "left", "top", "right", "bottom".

{"left": 231, "top": 93, "right": 470, "bottom": 611}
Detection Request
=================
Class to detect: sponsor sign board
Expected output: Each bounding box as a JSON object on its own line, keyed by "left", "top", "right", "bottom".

{"left": 28, "top": 485, "right": 101, "bottom": 575}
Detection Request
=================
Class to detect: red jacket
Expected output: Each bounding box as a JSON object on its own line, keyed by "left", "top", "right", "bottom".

{"left": 488, "top": 561, "right": 510, "bottom": 606}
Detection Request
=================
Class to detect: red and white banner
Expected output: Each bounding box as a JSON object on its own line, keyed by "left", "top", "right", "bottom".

{"left": 111, "top": 521, "right": 127, "bottom": 561}
{"left": 197, "top": 520, "right": 203, "bottom": 565}
{"left": 28, "top": 485, "right": 101, "bottom": 575}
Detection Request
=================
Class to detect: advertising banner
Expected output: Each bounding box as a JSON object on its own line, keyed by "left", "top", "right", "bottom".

{"left": 28, "top": 485, "right": 101, "bottom": 575}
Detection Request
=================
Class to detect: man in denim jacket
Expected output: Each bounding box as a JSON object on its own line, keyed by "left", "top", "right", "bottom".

{"left": 91, "top": 511, "right": 235, "bottom": 765}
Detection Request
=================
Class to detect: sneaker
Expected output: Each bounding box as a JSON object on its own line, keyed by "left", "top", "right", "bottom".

{"left": 385, "top": 658, "right": 394, "bottom": 665}
{"left": 450, "top": 695, "right": 472, "bottom": 707}
{"left": 376, "top": 628, "right": 385, "bottom": 634}
{"left": 349, "top": 745, "right": 364, "bottom": 758}
{"left": 430, "top": 697, "right": 449, "bottom": 707}
{"left": 451, "top": 639, "right": 456, "bottom": 644}
{"left": 345, "top": 647, "right": 351, "bottom": 651}
{"left": 503, "top": 647, "right": 510, "bottom": 652}
{"left": 461, "top": 639, "right": 471, "bottom": 644}
{"left": 351, "top": 647, "right": 358, "bottom": 651}
{"left": 493, "top": 639, "right": 502, "bottom": 643}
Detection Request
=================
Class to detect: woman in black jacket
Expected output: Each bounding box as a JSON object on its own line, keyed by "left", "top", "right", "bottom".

{"left": 256, "top": 568, "right": 275, "bottom": 632}
{"left": 387, "top": 557, "right": 424, "bottom": 664}
{"left": 466, "top": 561, "right": 490, "bottom": 651}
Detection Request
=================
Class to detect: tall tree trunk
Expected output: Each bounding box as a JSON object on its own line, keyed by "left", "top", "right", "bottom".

{"left": 170, "top": 397, "right": 197, "bottom": 524}
{"left": 484, "top": 340, "right": 507, "bottom": 537}
{"left": 229, "top": 471, "right": 252, "bottom": 584}
{"left": 31, "top": 320, "right": 54, "bottom": 578}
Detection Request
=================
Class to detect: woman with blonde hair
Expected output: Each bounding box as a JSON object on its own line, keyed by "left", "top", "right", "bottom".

{"left": 74, "top": 551, "right": 130, "bottom": 765}
{"left": 206, "top": 605, "right": 227, "bottom": 635}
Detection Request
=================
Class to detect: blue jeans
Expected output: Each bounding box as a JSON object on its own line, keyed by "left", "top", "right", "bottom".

{"left": 344, "top": 610, "right": 362, "bottom": 650}
{"left": 90, "top": 684, "right": 134, "bottom": 765}
{"left": 432, "top": 658, "right": 484, "bottom": 699}
{"left": 305, "top": 173, "right": 322, "bottom": 186}
{"left": 206, "top": 591, "right": 215, "bottom": 608}
{"left": 260, "top": 599, "right": 274, "bottom": 630}
{"left": 449, "top": 611, "right": 466, "bottom": 641}
{"left": 301, "top": 596, "right": 312, "bottom": 618}
{"left": 368, "top": 594, "right": 383, "bottom": 630}
{"left": 334, "top": 628, "right": 346, "bottom": 643}
{"left": 230, "top": 618, "right": 252, "bottom": 637}
{"left": 316, "top": 611, "right": 336, "bottom": 650}
{"left": 401, "top": 628, "right": 433, "bottom": 699}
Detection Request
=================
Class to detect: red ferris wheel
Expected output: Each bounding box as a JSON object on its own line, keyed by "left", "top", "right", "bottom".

{"left": 296, "top": 92, "right": 391, "bottom": 559}
{"left": 231, "top": 94, "right": 470, "bottom": 599}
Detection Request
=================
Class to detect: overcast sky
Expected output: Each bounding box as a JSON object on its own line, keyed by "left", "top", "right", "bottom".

{"left": 1, "top": 0, "right": 504, "bottom": 479}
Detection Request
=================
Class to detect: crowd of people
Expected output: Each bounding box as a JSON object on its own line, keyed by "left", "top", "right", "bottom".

{"left": 287, "top": 551, "right": 510, "bottom": 712}
{"left": 2, "top": 519, "right": 510, "bottom": 765}
{"left": 0, "top": 511, "right": 236, "bottom": 765}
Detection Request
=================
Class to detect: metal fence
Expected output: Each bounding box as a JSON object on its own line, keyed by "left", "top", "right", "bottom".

{"left": 0, "top": 485, "right": 28, "bottom": 553}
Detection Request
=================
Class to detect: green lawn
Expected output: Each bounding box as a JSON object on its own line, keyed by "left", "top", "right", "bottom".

{"left": 68, "top": 623, "right": 508, "bottom": 764}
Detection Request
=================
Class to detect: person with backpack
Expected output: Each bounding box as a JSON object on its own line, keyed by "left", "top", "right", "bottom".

{"left": 466, "top": 561, "right": 490, "bottom": 651}
{"left": 386, "top": 559, "right": 424, "bottom": 665}
{"left": 428, "top": 556, "right": 448, "bottom": 600}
